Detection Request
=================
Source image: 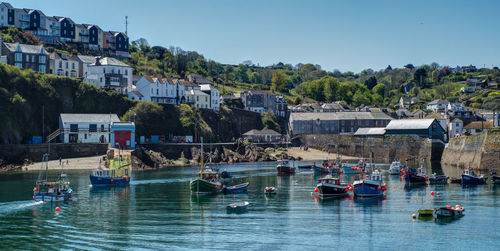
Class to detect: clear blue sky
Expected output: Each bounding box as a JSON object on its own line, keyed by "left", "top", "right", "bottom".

{"left": 9, "top": 0, "right": 500, "bottom": 72}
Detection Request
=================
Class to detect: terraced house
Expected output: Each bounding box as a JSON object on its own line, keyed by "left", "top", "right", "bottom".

{"left": 0, "top": 2, "right": 130, "bottom": 57}
{"left": 129, "top": 76, "right": 185, "bottom": 104}
{"left": 1, "top": 41, "right": 49, "bottom": 73}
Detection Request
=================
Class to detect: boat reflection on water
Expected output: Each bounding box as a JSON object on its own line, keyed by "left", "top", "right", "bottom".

{"left": 434, "top": 216, "right": 463, "bottom": 225}
{"left": 190, "top": 193, "right": 218, "bottom": 204}
{"left": 89, "top": 185, "right": 131, "bottom": 200}
{"left": 353, "top": 195, "right": 386, "bottom": 207}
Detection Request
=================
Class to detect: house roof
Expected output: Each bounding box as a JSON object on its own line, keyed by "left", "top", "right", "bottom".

{"left": 0, "top": 2, "right": 13, "bottom": 8}
{"left": 130, "top": 89, "right": 143, "bottom": 98}
{"left": 385, "top": 119, "right": 436, "bottom": 130}
{"left": 188, "top": 73, "right": 213, "bottom": 84}
{"left": 451, "top": 118, "right": 463, "bottom": 123}
{"left": 428, "top": 99, "right": 449, "bottom": 105}
{"left": 179, "top": 79, "right": 198, "bottom": 87}
{"left": 60, "top": 113, "right": 120, "bottom": 124}
{"left": 54, "top": 16, "right": 75, "bottom": 24}
{"left": 354, "top": 127, "right": 386, "bottom": 136}
{"left": 98, "top": 57, "right": 130, "bottom": 67}
{"left": 200, "top": 84, "right": 217, "bottom": 91}
{"left": 290, "top": 112, "right": 393, "bottom": 121}
{"left": 425, "top": 113, "right": 445, "bottom": 120}
{"left": 3, "top": 43, "right": 48, "bottom": 55}
{"left": 50, "top": 52, "right": 76, "bottom": 61}
{"left": 74, "top": 55, "right": 97, "bottom": 65}
{"left": 185, "top": 89, "right": 209, "bottom": 96}
{"left": 463, "top": 121, "right": 494, "bottom": 130}
{"left": 243, "top": 129, "right": 281, "bottom": 136}
{"left": 82, "top": 24, "right": 102, "bottom": 31}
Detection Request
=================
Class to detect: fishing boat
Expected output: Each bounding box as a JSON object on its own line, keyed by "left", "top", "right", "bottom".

{"left": 314, "top": 175, "right": 348, "bottom": 197}
{"left": 342, "top": 159, "right": 368, "bottom": 174}
{"left": 190, "top": 138, "right": 222, "bottom": 194}
{"left": 402, "top": 166, "right": 428, "bottom": 185}
{"left": 313, "top": 164, "right": 330, "bottom": 174}
{"left": 90, "top": 152, "right": 131, "bottom": 186}
{"left": 353, "top": 170, "right": 386, "bottom": 197}
{"left": 276, "top": 159, "right": 296, "bottom": 174}
{"left": 461, "top": 168, "right": 487, "bottom": 185}
{"left": 227, "top": 201, "right": 249, "bottom": 212}
{"left": 222, "top": 182, "right": 249, "bottom": 194}
{"left": 33, "top": 154, "right": 73, "bottom": 202}
{"left": 389, "top": 161, "right": 404, "bottom": 175}
{"left": 434, "top": 205, "right": 465, "bottom": 218}
{"left": 429, "top": 173, "right": 449, "bottom": 185}
{"left": 264, "top": 186, "right": 277, "bottom": 195}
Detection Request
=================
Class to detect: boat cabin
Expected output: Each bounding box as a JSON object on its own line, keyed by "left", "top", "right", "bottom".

{"left": 318, "top": 176, "right": 341, "bottom": 185}
{"left": 35, "top": 179, "right": 70, "bottom": 195}
{"left": 463, "top": 169, "right": 476, "bottom": 176}
{"left": 371, "top": 170, "right": 382, "bottom": 182}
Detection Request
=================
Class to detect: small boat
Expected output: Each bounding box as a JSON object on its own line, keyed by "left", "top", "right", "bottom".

{"left": 450, "top": 177, "right": 462, "bottom": 184}
{"left": 315, "top": 175, "right": 348, "bottom": 197}
{"left": 313, "top": 165, "right": 330, "bottom": 174}
{"left": 389, "top": 161, "right": 404, "bottom": 175}
{"left": 461, "top": 168, "right": 487, "bottom": 185}
{"left": 191, "top": 138, "right": 222, "bottom": 194}
{"left": 222, "top": 182, "right": 249, "bottom": 194}
{"left": 490, "top": 170, "right": 500, "bottom": 184}
{"left": 277, "top": 159, "right": 296, "bottom": 174}
{"left": 434, "top": 205, "right": 465, "bottom": 218}
{"left": 264, "top": 186, "right": 277, "bottom": 195}
{"left": 33, "top": 154, "right": 73, "bottom": 202}
{"left": 403, "top": 166, "right": 428, "bottom": 185}
{"left": 418, "top": 209, "right": 434, "bottom": 217}
{"left": 353, "top": 170, "right": 386, "bottom": 197}
{"left": 227, "top": 201, "right": 249, "bottom": 211}
{"left": 298, "top": 164, "right": 314, "bottom": 169}
{"left": 429, "top": 173, "right": 449, "bottom": 185}
{"left": 90, "top": 155, "right": 131, "bottom": 186}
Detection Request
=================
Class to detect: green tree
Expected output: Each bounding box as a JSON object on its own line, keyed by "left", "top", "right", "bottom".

{"left": 364, "top": 76, "right": 377, "bottom": 90}
{"left": 293, "top": 96, "right": 303, "bottom": 105}
{"left": 271, "top": 71, "right": 288, "bottom": 92}
{"left": 261, "top": 111, "right": 281, "bottom": 132}
{"left": 372, "top": 83, "right": 386, "bottom": 97}
{"left": 324, "top": 76, "right": 340, "bottom": 102}
{"left": 414, "top": 67, "right": 428, "bottom": 87}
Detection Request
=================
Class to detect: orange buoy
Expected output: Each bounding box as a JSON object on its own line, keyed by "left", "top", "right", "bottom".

{"left": 55, "top": 207, "right": 60, "bottom": 212}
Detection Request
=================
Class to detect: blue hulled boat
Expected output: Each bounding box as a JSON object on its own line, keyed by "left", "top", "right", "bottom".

{"left": 90, "top": 169, "right": 130, "bottom": 186}
{"left": 222, "top": 182, "right": 249, "bottom": 194}
{"left": 353, "top": 170, "right": 386, "bottom": 197}
{"left": 461, "top": 169, "right": 487, "bottom": 185}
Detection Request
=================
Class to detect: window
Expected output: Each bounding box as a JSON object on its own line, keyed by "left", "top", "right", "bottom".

{"left": 39, "top": 65, "right": 46, "bottom": 73}
{"left": 59, "top": 61, "right": 62, "bottom": 68}
{"left": 26, "top": 54, "right": 29, "bottom": 61}
{"left": 89, "top": 124, "right": 97, "bottom": 132}
{"left": 100, "top": 77, "right": 103, "bottom": 83}
{"left": 101, "top": 125, "right": 104, "bottom": 132}
{"left": 70, "top": 124, "right": 78, "bottom": 132}
{"left": 118, "top": 69, "right": 120, "bottom": 74}
{"left": 65, "top": 62, "right": 68, "bottom": 68}
{"left": 39, "top": 55, "right": 45, "bottom": 63}
{"left": 151, "top": 88, "right": 153, "bottom": 94}
{"left": 103, "top": 68, "right": 106, "bottom": 73}
{"left": 196, "top": 96, "right": 199, "bottom": 101}
{"left": 156, "top": 89, "right": 159, "bottom": 95}
{"left": 84, "top": 134, "right": 87, "bottom": 139}
{"left": 125, "top": 70, "right": 128, "bottom": 75}
{"left": 31, "top": 55, "right": 35, "bottom": 63}
{"left": 15, "top": 53, "right": 22, "bottom": 62}
{"left": 72, "top": 63, "right": 75, "bottom": 69}
{"left": 15, "top": 63, "right": 22, "bottom": 68}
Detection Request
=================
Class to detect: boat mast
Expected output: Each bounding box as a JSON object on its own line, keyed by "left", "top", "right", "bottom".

{"left": 200, "top": 137, "right": 204, "bottom": 179}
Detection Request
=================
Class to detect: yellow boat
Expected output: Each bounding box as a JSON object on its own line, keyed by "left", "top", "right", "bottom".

{"left": 418, "top": 209, "right": 434, "bottom": 216}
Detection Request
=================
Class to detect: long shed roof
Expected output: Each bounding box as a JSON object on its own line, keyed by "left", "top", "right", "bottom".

{"left": 290, "top": 112, "right": 392, "bottom": 121}
{"left": 60, "top": 114, "right": 120, "bottom": 124}
{"left": 385, "top": 119, "right": 436, "bottom": 130}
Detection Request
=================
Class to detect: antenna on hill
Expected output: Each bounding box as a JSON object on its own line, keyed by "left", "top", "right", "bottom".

{"left": 125, "top": 16, "right": 128, "bottom": 36}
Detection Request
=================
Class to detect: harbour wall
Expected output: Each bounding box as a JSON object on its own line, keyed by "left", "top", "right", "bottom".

{"left": 441, "top": 129, "right": 500, "bottom": 172}
{"left": 297, "top": 134, "right": 444, "bottom": 164}
{"left": 0, "top": 143, "right": 108, "bottom": 165}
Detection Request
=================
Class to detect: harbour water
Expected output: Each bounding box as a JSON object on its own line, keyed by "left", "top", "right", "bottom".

{"left": 1, "top": 162, "right": 499, "bottom": 250}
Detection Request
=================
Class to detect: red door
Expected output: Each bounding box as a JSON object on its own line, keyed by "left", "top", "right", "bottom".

{"left": 114, "top": 131, "right": 131, "bottom": 148}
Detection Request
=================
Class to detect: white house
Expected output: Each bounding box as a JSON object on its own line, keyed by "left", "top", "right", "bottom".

{"left": 75, "top": 56, "right": 132, "bottom": 94}
{"left": 129, "top": 76, "right": 178, "bottom": 104}
{"left": 426, "top": 99, "right": 449, "bottom": 113}
{"left": 200, "top": 84, "right": 220, "bottom": 110}
{"left": 49, "top": 52, "right": 79, "bottom": 77}
{"left": 185, "top": 89, "right": 210, "bottom": 109}
{"left": 59, "top": 113, "right": 120, "bottom": 143}
{"left": 448, "top": 118, "right": 463, "bottom": 138}
{"left": 447, "top": 102, "right": 466, "bottom": 113}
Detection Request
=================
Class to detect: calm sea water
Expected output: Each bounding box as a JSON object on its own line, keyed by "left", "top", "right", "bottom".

{"left": 0, "top": 162, "right": 499, "bottom": 250}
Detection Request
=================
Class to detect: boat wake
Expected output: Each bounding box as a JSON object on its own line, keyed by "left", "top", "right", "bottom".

{"left": 0, "top": 200, "right": 44, "bottom": 216}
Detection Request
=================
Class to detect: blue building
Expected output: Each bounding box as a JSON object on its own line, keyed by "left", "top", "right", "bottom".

{"left": 110, "top": 122, "right": 135, "bottom": 149}
{"left": 385, "top": 119, "right": 445, "bottom": 141}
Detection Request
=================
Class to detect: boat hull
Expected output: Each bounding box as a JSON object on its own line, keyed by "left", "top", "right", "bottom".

{"left": 313, "top": 166, "right": 330, "bottom": 174}
{"left": 190, "top": 179, "right": 220, "bottom": 194}
{"left": 342, "top": 166, "right": 363, "bottom": 174}
{"left": 404, "top": 174, "right": 427, "bottom": 185}
{"left": 434, "top": 207, "right": 464, "bottom": 218}
{"left": 493, "top": 176, "right": 500, "bottom": 184}
{"left": 277, "top": 165, "right": 296, "bottom": 174}
{"left": 317, "top": 183, "right": 347, "bottom": 197}
{"left": 353, "top": 182, "right": 383, "bottom": 197}
{"left": 461, "top": 174, "right": 487, "bottom": 185}
{"left": 89, "top": 175, "right": 130, "bottom": 186}
{"left": 227, "top": 202, "right": 249, "bottom": 211}
{"left": 222, "top": 182, "right": 249, "bottom": 194}
{"left": 34, "top": 190, "right": 72, "bottom": 202}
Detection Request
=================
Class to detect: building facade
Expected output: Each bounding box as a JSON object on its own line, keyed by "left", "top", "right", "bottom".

{"left": 185, "top": 89, "right": 210, "bottom": 109}
{"left": 289, "top": 112, "right": 393, "bottom": 135}
{"left": 59, "top": 113, "right": 120, "bottom": 143}
{"left": 110, "top": 122, "right": 135, "bottom": 149}
{"left": 49, "top": 52, "right": 79, "bottom": 77}
{"left": 129, "top": 76, "right": 180, "bottom": 104}
{"left": 385, "top": 119, "right": 445, "bottom": 141}
{"left": 77, "top": 56, "right": 132, "bottom": 94}
{"left": 2, "top": 42, "right": 49, "bottom": 73}
{"left": 241, "top": 90, "right": 277, "bottom": 114}
{"left": 200, "top": 84, "right": 220, "bottom": 110}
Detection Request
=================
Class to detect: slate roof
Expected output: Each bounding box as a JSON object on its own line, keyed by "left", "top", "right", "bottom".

{"left": 354, "top": 127, "right": 386, "bottom": 136}
{"left": 0, "top": 2, "right": 13, "bottom": 8}
{"left": 74, "top": 55, "right": 97, "bottom": 65}
{"left": 428, "top": 99, "right": 448, "bottom": 105}
{"left": 60, "top": 114, "right": 120, "bottom": 124}
{"left": 130, "top": 89, "right": 143, "bottom": 98}
{"left": 4, "top": 43, "right": 48, "bottom": 54}
{"left": 385, "top": 119, "right": 436, "bottom": 130}
{"left": 98, "top": 57, "right": 130, "bottom": 67}
{"left": 290, "top": 112, "right": 392, "bottom": 121}
{"left": 463, "top": 121, "right": 493, "bottom": 130}
{"left": 243, "top": 129, "right": 281, "bottom": 136}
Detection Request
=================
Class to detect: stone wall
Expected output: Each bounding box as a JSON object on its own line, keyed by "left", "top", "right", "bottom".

{"left": 441, "top": 129, "right": 500, "bottom": 172}
{"left": 0, "top": 143, "right": 109, "bottom": 164}
{"left": 298, "top": 134, "right": 442, "bottom": 163}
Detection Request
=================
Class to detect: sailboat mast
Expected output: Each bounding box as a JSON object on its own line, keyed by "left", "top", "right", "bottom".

{"left": 200, "top": 137, "right": 204, "bottom": 179}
